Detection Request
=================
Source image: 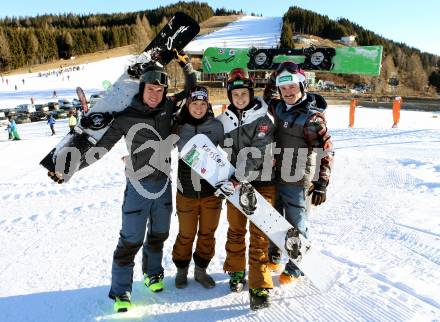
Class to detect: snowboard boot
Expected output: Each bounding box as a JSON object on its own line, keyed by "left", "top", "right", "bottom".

{"left": 175, "top": 266, "right": 189, "bottom": 289}
{"left": 279, "top": 269, "right": 303, "bottom": 285}
{"left": 194, "top": 265, "right": 216, "bottom": 289}
{"left": 144, "top": 272, "right": 164, "bottom": 292}
{"left": 228, "top": 271, "right": 246, "bottom": 292}
{"left": 267, "top": 262, "right": 281, "bottom": 272}
{"left": 113, "top": 292, "right": 132, "bottom": 313}
{"left": 249, "top": 288, "right": 270, "bottom": 310}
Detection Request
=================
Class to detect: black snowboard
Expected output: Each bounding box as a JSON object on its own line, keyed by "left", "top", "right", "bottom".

{"left": 40, "top": 12, "right": 200, "bottom": 183}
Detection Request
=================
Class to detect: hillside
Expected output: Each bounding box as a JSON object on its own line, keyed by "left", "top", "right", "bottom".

{"left": 280, "top": 6, "right": 440, "bottom": 96}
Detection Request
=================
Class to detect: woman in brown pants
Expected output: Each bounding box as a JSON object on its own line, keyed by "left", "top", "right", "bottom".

{"left": 172, "top": 86, "right": 225, "bottom": 289}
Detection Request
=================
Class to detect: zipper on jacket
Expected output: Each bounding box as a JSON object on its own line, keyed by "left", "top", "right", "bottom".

{"left": 195, "top": 125, "right": 201, "bottom": 200}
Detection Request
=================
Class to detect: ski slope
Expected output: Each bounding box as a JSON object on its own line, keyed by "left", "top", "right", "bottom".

{"left": 1, "top": 15, "right": 440, "bottom": 322}
{"left": 1, "top": 103, "right": 439, "bottom": 322}
{"left": 185, "top": 16, "right": 282, "bottom": 52}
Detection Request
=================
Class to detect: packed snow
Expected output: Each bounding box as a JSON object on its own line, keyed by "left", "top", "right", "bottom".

{"left": 1, "top": 15, "right": 440, "bottom": 322}
{"left": 185, "top": 16, "right": 282, "bottom": 53}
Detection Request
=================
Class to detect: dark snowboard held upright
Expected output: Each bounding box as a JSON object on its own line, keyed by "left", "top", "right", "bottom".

{"left": 40, "top": 12, "right": 200, "bottom": 182}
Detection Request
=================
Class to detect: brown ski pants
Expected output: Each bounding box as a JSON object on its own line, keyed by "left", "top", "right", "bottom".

{"left": 223, "top": 185, "right": 276, "bottom": 289}
{"left": 172, "top": 192, "right": 222, "bottom": 268}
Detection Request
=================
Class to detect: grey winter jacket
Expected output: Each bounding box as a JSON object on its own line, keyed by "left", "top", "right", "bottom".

{"left": 217, "top": 97, "right": 275, "bottom": 185}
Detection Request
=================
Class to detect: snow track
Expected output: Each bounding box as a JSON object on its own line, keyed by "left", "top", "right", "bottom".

{"left": 1, "top": 105, "right": 440, "bottom": 320}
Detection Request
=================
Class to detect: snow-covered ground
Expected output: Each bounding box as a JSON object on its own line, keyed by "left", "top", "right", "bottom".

{"left": 0, "top": 56, "right": 133, "bottom": 109}
{"left": 1, "top": 103, "right": 439, "bottom": 322}
{"left": 1, "top": 15, "right": 440, "bottom": 322}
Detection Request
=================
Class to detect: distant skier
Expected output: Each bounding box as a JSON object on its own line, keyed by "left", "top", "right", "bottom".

{"left": 68, "top": 111, "right": 77, "bottom": 134}
{"left": 5, "top": 117, "right": 12, "bottom": 139}
{"left": 8, "top": 117, "right": 20, "bottom": 140}
{"left": 47, "top": 114, "right": 56, "bottom": 135}
{"left": 264, "top": 62, "right": 334, "bottom": 284}
{"left": 216, "top": 68, "right": 276, "bottom": 310}
{"left": 172, "top": 86, "right": 224, "bottom": 290}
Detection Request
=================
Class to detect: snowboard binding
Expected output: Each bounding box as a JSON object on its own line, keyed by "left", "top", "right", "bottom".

{"left": 80, "top": 112, "right": 116, "bottom": 131}
{"left": 239, "top": 182, "right": 257, "bottom": 215}
{"left": 285, "top": 227, "right": 305, "bottom": 260}
{"left": 127, "top": 61, "right": 163, "bottom": 79}
{"left": 247, "top": 46, "right": 336, "bottom": 71}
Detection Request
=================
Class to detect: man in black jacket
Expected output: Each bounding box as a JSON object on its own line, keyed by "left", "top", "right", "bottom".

{"left": 50, "top": 53, "right": 195, "bottom": 312}
{"left": 100, "top": 55, "right": 196, "bottom": 312}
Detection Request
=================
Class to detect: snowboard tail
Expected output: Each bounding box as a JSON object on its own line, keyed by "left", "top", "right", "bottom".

{"left": 202, "top": 46, "right": 383, "bottom": 76}
{"left": 180, "top": 134, "right": 340, "bottom": 292}
{"left": 40, "top": 12, "right": 200, "bottom": 182}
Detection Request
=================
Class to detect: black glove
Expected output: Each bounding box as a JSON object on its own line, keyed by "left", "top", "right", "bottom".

{"left": 173, "top": 49, "right": 190, "bottom": 67}
{"left": 307, "top": 181, "right": 327, "bottom": 206}
{"left": 48, "top": 171, "right": 64, "bottom": 184}
{"left": 263, "top": 71, "right": 279, "bottom": 103}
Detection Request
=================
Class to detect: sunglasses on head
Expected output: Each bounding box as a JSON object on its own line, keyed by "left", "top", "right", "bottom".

{"left": 276, "top": 61, "right": 300, "bottom": 75}
{"left": 228, "top": 68, "right": 249, "bottom": 81}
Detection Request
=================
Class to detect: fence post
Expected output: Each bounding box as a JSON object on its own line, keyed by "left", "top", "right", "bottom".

{"left": 349, "top": 99, "right": 357, "bottom": 128}
{"left": 392, "top": 96, "right": 402, "bottom": 128}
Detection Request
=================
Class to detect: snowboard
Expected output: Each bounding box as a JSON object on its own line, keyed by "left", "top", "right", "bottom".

{"left": 76, "top": 86, "right": 88, "bottom": 113}
{"left": 180, "top": 134, "right": 340, "bottom": 292}
{"left": 202, "top": 46, "right": 383, "bottom": 76}
{"left": 40, "top": 12, "right": 200, "bottom": 182}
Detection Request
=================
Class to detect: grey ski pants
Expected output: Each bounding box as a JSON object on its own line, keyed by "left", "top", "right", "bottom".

{"left": 109, "top": 178, "right": 172, "bottom": 297}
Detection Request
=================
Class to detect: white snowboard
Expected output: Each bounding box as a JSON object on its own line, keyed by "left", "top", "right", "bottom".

{"left": 180, "top": 134, "right": 340, "bottom": 292}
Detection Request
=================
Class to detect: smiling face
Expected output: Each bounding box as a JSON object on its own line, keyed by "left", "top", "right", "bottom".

{"left": 231, "top": 88, "right": 250, "bottom": 110}
{"left": 279, "top": 83, "right": 302, "bottom": 105}
{"left": 188, "top": 100, "right": 208, "bottom": 119}
{"left": 143, "top": 84, "right": 165, "bottom": 108}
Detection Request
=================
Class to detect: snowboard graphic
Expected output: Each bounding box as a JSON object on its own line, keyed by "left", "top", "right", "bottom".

{"left": 202, "top": 46, "right": 383, "bottom": 76}
{"left": 180, "top": 134, "right": 340, "bottom": 292}
{"left": 76, "top": 86, "right": 88, "bottom": 113}
{"left": 40, "top": 12, "right": 200, "bottom": 182}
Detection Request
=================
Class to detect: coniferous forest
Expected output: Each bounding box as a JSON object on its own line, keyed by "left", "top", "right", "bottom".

{"left": 280, "top": 7, "right": 440, "bottom": 93}
{"left": 0, "top": 3, "right": 439, "bottom": 93}
{"left": 0, "top": 2, "right": 214, "bottom": 71}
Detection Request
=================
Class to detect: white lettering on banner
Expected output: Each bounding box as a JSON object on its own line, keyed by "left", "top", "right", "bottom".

{"left": 166, "top": 25, "right": 189, "bottom": 50}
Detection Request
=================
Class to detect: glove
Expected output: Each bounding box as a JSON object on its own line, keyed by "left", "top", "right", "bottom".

{"left": 48, "top": 171, "right": 64, "bottom": 184}
{"left": 268, "top": 71, "right": 277, "bottom": 86}
{"left": 173, "top": 49, "right": 190, "bottom": 67}
{"left": 307, "top": 181, "right": 327, "bottom": 206}
{"left": 214, "top": 180, "right": 235, "bottom": 199}
{"left": 263, "top": 71, "right": 279, "bottom": 103}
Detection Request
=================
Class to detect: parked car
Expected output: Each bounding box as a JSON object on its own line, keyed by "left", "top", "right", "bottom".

{"left": 48, "top": 102, "right": 60, "bottom": 111}
{"left": 30, "top": 111, "right": 48, "bottom": 122}
{"left": 52, "top": 110, "right": 67, "bottom": 119}
{"left": 15, "top": 113, "right": 32, "bottom": 124}
{"left": 15, "top": 104, "right": 36, "bottom": 114}
{"left": 89, "top": 93, "right": 104, "bottom": 107}
{"left": 58, "top": 99, "right": 73, "bottom": 110}
{"left": 72, "top": 98, "right": 82, "bottom": 109}
{"left": 35, "top": 104, "right": 49, "bottom": 113}
{"left": 0, "top": 111, "right": 8, "bottom": 127}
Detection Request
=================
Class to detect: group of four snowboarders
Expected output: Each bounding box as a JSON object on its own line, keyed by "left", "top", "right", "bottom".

{"left": 47, "top": 51, "right": 334, "bottom": 312}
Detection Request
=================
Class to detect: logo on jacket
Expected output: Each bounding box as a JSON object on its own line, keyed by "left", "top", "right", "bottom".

{"left": 283, "top": 121, "right": 289, "bottom": 128}
{"left": 257, "top": 123, "right": 269, "bottom": 138}
{"left": 201, "top": 168, "right": 207, "bottom": 174}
